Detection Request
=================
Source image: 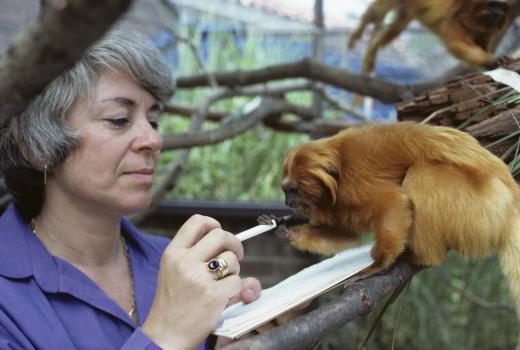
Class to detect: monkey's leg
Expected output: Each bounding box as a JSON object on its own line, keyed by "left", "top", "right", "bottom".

{"left": 377, "top": 7, "right": 412, "bottom": 48}
{"left": 353, "top": 190, "right": 413, "bottom": 281}
{"left": 361, "top": 23, "right": 385, "bottom": 75}
{"left": 348, "top": 0, "right": 398, "bottom": 48}
{"left": 360, "top": 5, "right": 411, "bottom": 74}
{"left": 348, "top": 0, "right": 383, "bottom": 48}
{"left": 348, "top": 16, "right": 370, "bottom": 49}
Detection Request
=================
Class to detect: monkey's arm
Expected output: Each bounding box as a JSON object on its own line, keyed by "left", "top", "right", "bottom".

{"left": 285, "top": 223, "right": 362, "bottom": 256}
{"left": 257, "top": 213, "right": 310, "bottom": 241}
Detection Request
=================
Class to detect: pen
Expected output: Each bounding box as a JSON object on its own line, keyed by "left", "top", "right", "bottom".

{"left": 235, "top": 216, "right": 287, "bottom": 242}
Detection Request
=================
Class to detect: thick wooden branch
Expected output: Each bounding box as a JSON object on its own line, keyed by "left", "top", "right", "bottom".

{"left": 223, "top": 260, "right": 423, "bottom": 350}
{"left": 175, "top": 59, "right": 414, "bottom": 103}
{"left": 396, "top": 58, "right": 520, "bottom": 166}
{"left": 397, "top": 58, "right": 520, "bottom": 124}
{"left": 0, "top": 0, "right": 132, "bottom": 128}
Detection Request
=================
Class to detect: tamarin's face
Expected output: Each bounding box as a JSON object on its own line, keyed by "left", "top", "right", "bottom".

{"left": 281, "top": 149, "right": 308, "bottom": 215}
{"left": 281, "top": 144, "right": 339, "bottom": 218}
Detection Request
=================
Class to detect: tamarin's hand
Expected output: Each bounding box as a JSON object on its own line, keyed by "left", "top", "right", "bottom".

{"left": 256, "top": 214, "right": 308, "bottom": 241}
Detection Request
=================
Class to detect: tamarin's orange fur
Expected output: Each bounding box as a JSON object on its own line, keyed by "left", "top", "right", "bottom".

{"left": 348, "top": 0, "right": 513, "bottom": 75}
{"left": 279, "top": 122, "right": 520, "bottom": 316}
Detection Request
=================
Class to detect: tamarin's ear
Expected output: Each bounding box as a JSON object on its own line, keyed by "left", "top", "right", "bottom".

{"left": 321, "top": 164, "right": 339, "bottom": 205}
{"left": 308, "top": 158, "right": 340, "bottom": 205}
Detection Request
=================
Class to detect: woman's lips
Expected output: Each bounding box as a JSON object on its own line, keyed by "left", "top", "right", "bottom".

{"left": 125, "top": 169, "right": 154, "bottom": 183}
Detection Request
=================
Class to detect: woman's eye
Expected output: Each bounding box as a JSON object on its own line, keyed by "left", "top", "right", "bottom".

{"left": 105, "top": 117, "right": 129, "bottom": 127}
{"left": 149, "top": 120, "right": 159, "bottom": 130}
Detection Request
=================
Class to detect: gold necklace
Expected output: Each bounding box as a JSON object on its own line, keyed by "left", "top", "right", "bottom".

{"left": 121, "top": 236, "right": 138, "bottom": 325}
{"left": 30, "top": 218, "right": 138, "bottom": 325}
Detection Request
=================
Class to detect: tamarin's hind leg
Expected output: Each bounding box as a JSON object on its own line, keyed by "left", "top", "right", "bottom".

{"left": 361, "top": 23, "right": 385, "bottom": 75}
{"left": 377, "top": 7, "right": 412, "bottom": 48}
{"left": 360, "top": 7, "right": 410, "bottom": 74}
{"left": 350, "top": 190, "right": 413, "bottom": 281}
{"left": 348, "top": 0, "right": 398, "bottom": 48}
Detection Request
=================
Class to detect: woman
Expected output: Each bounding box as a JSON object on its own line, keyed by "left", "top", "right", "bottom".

{"left": 0, "top": 30, "right": 261, "bottom": 349}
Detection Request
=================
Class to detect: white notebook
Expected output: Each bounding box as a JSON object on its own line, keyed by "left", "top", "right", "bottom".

{"left": 213, "top": 244, "right": 374, "bottom": 339}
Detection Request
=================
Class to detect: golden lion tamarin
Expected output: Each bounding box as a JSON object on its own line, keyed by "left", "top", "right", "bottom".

{"left": 275, "top": 122, "right": 520, "bottom": 315}
{"left": 348, "top": 0, "right": 513, "bottom": 75}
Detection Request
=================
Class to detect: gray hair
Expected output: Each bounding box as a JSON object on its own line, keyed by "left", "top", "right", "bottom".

{"left": 0, "top": 30, "right": 175, "bottom": 217}
{"left": 2, "top": 30, "right": 175, "bottom": 170}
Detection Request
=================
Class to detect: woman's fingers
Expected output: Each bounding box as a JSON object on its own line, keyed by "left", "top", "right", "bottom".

{"left": 239, "top": 277, "right": 261, "bottom": 303}
{"left": 192, "top": 228, "right": 244, "bottom": 262}
{"left": 169, "top": 214, "right": 221, "bottom": 249}
{"left": 225, "top": 277, "right": 262, "bottom": 307}
{"left": 206, "top": 251, "right": 240, "bottom": 281}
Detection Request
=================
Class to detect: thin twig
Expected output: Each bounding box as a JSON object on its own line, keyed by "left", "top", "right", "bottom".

{"left": 435, "top": 267, "right": 516, "bottom": 314}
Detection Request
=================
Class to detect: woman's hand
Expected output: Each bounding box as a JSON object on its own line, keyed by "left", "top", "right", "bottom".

{"left": 216, "top": 277, "right": 262, "bottom": 348}
{"left": 142, "top": 214, "right": 251, "bottom": 350}
{"left": 226, "top": 277, "right": 261, "bottom": 307}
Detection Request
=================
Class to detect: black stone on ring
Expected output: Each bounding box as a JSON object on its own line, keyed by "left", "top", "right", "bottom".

{"left": 207, "top": 259, "right": 220, "bottom": 271}
{"left": 207, "top": 256, "right": 230, "bottom": 279}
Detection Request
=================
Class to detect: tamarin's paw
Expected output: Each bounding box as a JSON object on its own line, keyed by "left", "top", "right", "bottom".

{"left": 273, "top": 225, "right": 293, "bottom": 241}
{"left": 495, "top": 55, "right": 514, "bottom": 67}
{"left": 257, "top": 214, "right": 293, "bottom": 240}
{"left": 483, "top": 55, "right": 513, "bottom": 70}
{"left": 257, "top": 214, "right": 277, "bottom": 225}
{"left": 343, "top": 264, "right": 390, "bottom": 289}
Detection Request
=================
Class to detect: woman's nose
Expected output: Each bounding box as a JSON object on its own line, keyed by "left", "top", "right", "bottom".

{"left": 132, "top": 119, "right": 163, "bottom": 152}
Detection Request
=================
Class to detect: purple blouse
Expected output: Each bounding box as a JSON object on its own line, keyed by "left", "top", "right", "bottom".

{"left": 0, "top": 204, "right": 207, "bottom": 350}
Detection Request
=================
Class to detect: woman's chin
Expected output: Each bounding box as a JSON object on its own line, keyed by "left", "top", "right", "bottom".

{"left": 119, "top": 195, "right": 152, "bottom": 216}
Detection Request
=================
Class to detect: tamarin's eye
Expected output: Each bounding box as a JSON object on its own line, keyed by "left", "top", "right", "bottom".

{"left": 325, "top": 166, "right": 339, "bottom": 180}
{"left": 282, "top": 182, "right": 298, "bottom": 193}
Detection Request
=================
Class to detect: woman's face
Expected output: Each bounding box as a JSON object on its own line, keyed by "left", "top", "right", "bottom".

{"left": 47, "top": 71, "right": 163, "bottom": 217}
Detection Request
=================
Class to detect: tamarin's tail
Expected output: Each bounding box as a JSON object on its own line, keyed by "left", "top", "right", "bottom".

{"left": 498, "top": 214, "right": 520, "bottom": 319}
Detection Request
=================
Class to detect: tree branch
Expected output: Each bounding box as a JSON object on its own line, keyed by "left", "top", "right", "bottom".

{"left": 0, "top": 0, "right": 132, "bottom": 128}
{"left": 222, "top": 259, "right": 423, "bottom": 350}
{"left": 435, "top": 267, "right": 515, "bottom": 314}
{"left": 263, "top": 117, "right": 354, "bottom": 135}
{"left": 175, "top": 59, "right": 414, "bottom": 103}
{"left": 162, "top": 98, "right": 288, "bottom": 149}
{"left": 164, "top": 103, "right": 228, "bottom": 122}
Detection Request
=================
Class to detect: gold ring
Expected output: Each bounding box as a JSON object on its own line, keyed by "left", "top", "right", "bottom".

{"left": 207, "top": 256, "right": 230, "bottom": 280}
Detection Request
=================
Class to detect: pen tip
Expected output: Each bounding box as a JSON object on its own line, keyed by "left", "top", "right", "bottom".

{"left": 274, "top": 217, "right": 285, "bottom": 226}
